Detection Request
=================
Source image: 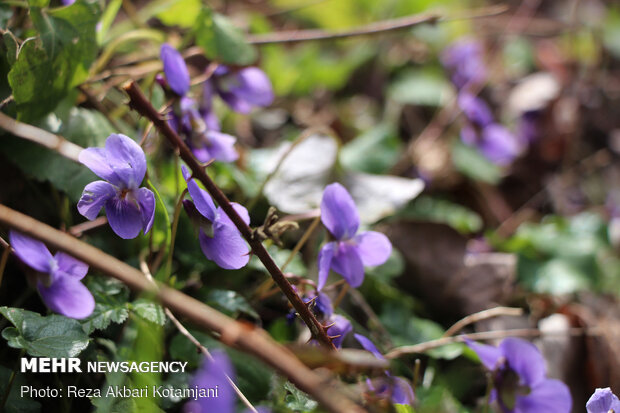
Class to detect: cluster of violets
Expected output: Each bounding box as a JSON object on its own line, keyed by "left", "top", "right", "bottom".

{"left": 442, "top": 39, "right": 522, "bottom": 166}
{"left": 159, "top": 44, "right": 274, "bottom": 164}
{"left": 9, "top": 40, "right": 616, "bottom": 413}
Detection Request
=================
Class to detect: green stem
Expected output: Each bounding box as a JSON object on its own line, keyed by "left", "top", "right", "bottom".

{"left": 146, "top": 179, "right": 171, "bottom": 280}
{"left": 165, "top": 189, "right": 187, "bottom": 282}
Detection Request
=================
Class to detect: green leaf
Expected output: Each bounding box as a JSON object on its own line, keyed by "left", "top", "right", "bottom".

{"left": 131, "top": 298, "right": 166, "bottom": 326}
{"left": 3, "top": 31, "right": 19, "bottom": 66}
{"left": 8, "top": 2, "right": 101, "bottom": 121}
{"left": 283, "top": 381, "right": 318, "bottom": 412}
{"left": 451, "top": 140, "right": 502, "bottom": 184}
{"left": 194, "top": 7, "right": 257, "bottom": 65}
{"left": 81, "top": 277, "right": 130, "bottom": 334}
{"left": 0, "top": 307, "right": 90, "bottom": 358}
{"left": 204, "top": 290, "right": 259, "bottom": 320}
{"left": 156, "top": 0, "right": 201, "bottom": 28}
{"left": 398, "top": 196, "right": 483, "bottom": 234}
{"left": 389, "top": 69, "right": 453, "bottom": 106}
{"left": 341, "top": 124, "right": 402, "bottom": 174}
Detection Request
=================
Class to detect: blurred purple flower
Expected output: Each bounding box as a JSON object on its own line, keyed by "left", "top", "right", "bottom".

{"left": 327, "top": 314, "right": 352, "bottom": 348}
{"left": 204, "top": 66, "right": 274, "bottom": 114}
{"left": 78, "top": 134, "right": 155, "bottom": 239}
{"left": 185, "top": 351, "right": 270, "bottom": 413}
{"left": 61, "top": 0, "right": 75, "bottom": 5}
{"left": 467, "top": 337, "right": 572, "bottom": 413}
{"left": 169, "top": 97, "right": 238, "bottom": 163}
{"left": 182, "top": 166, "right": 250, "bottom": 269}
{"left": 161, "top": 43, "right": 190, "bottom": 97}
{"left": 586, "top": 388, "right": 620, "bottom": 413}
{"left": 441, "top": 39, "right": 487, "bottom": 89}
{"left": 317, "top": 183, "right": 392, "bottom": 290}
{"left": 9, "top": 231, "right": 94, "bottom": 319}
{"left": 479, "top": 124, "right": 521, "bottom": 166}
{"left": 458, "top": 92, "right": 493, "bottom": 127}
{"left": 354, "top": 334, "right": 415, "bottom": 406}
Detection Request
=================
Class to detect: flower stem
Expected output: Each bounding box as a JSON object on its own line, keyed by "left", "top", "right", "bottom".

{"left": 164, "top": 189, "right": 187, "bottom": 282}
{"left": 146, "top": 178, "right": 171, "bottom": 280}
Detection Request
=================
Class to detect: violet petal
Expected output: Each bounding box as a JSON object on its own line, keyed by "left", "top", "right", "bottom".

{"left": 9, "top": 231, "right": 54, "bottom": 273}
{"left": 354, "top": 231, "right": 392, "bottom": 267}
{"left": 317, "top": 242, "right": 336, "bottom": 291}
{"left": 104, "top": 134, "right": 147, "bottom": 189}
{"left": 320, "top": 183, "right": 360, "bottom": 240}
{"left": 198, "top": 223, "right": 249, "bottom": 270}
{"left": 37, "top": 275, "right": 95, "bottom": 319}
{"left": 161, "top": 43, "right": 190, "bottom": 96}
{"left": 515, "top": 378, "right": 572, "bottom": 413}
{"left": 55, "top": 252, "right": 88, "bottom": 280}
{"left": 182, "top": 165, "right": 217, "bottom": 221}
{"left": 499, "top": 338, "right": 546, "bottom": 387}
{"left": 136, "top": 187, "right": 156, "bottom": 234}
{"left": 331, "top": 242, "right": 365, "bottom": 288}
{"left": 77, "top": 180, "right": 116, "bottom": 220}
{"left": 104, "top": 195, "right": 144, "bottom": 239}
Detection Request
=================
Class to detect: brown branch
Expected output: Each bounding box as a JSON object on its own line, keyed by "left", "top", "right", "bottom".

{"left": 0, "top": 111, "right": 83, "bottom": 163}
{"left": 385, "top": 327, "right": 595, "bottom": 359}
{"left": 122, "top": 81, "right": 335, "bottom": 350}
{"left": 0, "top": 204, "right": 364, "bottom": 413}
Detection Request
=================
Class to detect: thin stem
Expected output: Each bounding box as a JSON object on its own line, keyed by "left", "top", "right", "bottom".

{"left": 146, "top": 179, "right": 171, "bottom": 278}
{"left": 332, "top": 283, "right": 349, "bottom": 309}
{"left": 385, "top": 327, "right": 595, "bottom": 359}
{"left": 164, "top": 189, "right": 187, "bottom": 281}
{"left": 443, "top": 307, "right": 524, "bottom": 338}
{"left": 0, "top": 204, "right": 363, "bottom": 413}
{"left": 123, "top": 81, "right": 335, "bottom": 350}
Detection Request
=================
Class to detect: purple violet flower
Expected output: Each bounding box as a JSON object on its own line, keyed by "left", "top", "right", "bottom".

{"left": 78, "top": 134, "right": 155, "bottom": 239}
{"left": 326, "top": 314, "right": 352, "bottom": 348}
{"left": 467, "top": 337, "right": 572, "bottom": 413}
{"left": 161, "top": 43, "right": 190, "bottom": 97}
{"left": 441, "top": 39, "right": 487, "bottom": 89}
{"left": 185, "top": 350, "right": 234, "bottom": 413}
{"left": 169, "top": 97, "right": 238, "bottom": 164}
{"left": 204, "top": 66, "right": 274, "bottom": 114}
{"left": 182, "top": 166, "right": 250, "bottom": 269}
{"left": 586, "top": 388, "right": 620, "bottom": 413}
{"left": 9, "top": 231, "right": 94, "bottom": 319}
{"left": 354, "top": 333, "right": 415, "bottom": 406}
{"left": 317, "top": 183, "right": 392, "bottom": 290}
